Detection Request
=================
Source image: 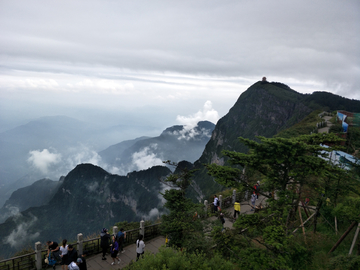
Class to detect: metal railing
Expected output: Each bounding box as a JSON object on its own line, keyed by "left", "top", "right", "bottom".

{"left": 0, "top": 223, "right": 163, "bottom": 270}
{"left": 207, "top": 190, "right": 248, "bottom": 212}
{"left": 0, "top": 253, "right": 36, "bottom": 270}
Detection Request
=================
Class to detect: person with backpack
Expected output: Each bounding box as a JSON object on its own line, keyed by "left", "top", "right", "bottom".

{"left": 116, "top": 228, "right": 126, "bottom": 254}
{"left": 256, "top": 181, "right": 260, "bottom": 199}
{"left": 47, "top": 241, "right": 61, "bottom": 262}
{"left": 136, "top": 235, "right": 145, "bottom": 261}
{"left": 100, "top": 228, "right": 111, "bottom": 260}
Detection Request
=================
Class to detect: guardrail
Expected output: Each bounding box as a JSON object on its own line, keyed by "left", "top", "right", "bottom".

{"left": 0, "top": 252, "right": 36, "bottom": 270}
{"left": 0, "top": 222, "right": 162, "bottom": 270}
{"left": 206, "top": 190, "right": 248, "bottom": 212}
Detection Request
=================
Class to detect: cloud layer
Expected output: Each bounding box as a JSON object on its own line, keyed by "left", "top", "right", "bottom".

{"left": 0, "top": 0, "right": 359, "bottom": 133}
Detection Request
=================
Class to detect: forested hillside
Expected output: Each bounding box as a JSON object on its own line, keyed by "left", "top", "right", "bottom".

{"left": 190, "top": 81, "right": 360, "bottom": 200}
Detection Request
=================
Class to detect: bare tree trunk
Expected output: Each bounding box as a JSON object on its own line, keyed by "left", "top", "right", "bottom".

{"left": 349, "top": 223, "right": 360, "bottom": 255}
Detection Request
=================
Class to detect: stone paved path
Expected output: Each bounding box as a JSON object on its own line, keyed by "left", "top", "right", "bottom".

{"left": 72, "top": 196, "right": 266, "bottom": 269}
{"left": 85, "top": 236, "right": 166, "bottom": 270}
{"left": 318, "top": 115, "right": 333, "bottom": 133}
{"left": 208, "top": 195, "right": 266, "bottom": 229}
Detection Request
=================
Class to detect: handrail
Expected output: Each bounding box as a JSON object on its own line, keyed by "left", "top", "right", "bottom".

{"left": 0, "top": 223, "right": 163, "bottom": 270}
{"left": 0, "top": 252, "right": 35, "bottom": 264}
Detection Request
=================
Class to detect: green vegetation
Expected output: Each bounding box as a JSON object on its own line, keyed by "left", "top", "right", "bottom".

{"left": 205, "top": 134, "right": 360, "bottom": 269}
{"left": 275, "top": 110, "right": 323, "bottom": 138}
{"left": 345, "top": 127, "right": 360, "bottom": 155}
{"left": 160, "top": 161, "right": 206, "bottom": 252}
{"left": 137, "top": 134, "right": 358, "bottom": 270}
{"left": 123, "top": 247, "right": 236, "bottom": 270}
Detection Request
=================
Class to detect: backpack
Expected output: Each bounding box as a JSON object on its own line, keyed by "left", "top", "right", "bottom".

{"left": 47, "top": 252, "right": 57, "bottom": 266}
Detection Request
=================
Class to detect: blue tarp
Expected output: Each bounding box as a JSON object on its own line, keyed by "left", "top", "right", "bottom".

{"left": 320, "top": 144, "right": 359, "bottom": 169}
{"left": 337, "top": 112, "right": 348, "bottom": 132}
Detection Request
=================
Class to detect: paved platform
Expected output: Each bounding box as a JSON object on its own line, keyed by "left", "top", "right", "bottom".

{"left": 208, "top": 195, "right": 266, "bottom": 228}
{"left": 85, "top": 236, "right": 166, "bottom": 270}
{"left": 68, "top": 196, "right": 266, "bottom": 269}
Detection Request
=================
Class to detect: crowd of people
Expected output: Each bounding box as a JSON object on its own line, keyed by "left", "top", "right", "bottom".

{"left": 46, "top": 240, "right": 87, "bottom": 270}
{"left": 46, "top": 227, "right": 146, "bottom": 269}
{"left": 47, "top": 184, "right": 265, "bottom": 269}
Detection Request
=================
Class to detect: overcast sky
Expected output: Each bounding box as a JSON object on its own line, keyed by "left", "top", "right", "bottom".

{"left": 0, "top": 0, "right": 359, "bottom": 136}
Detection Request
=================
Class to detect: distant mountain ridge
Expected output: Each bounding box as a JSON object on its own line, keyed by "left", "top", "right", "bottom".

{"left": 98, "top": 121, "right": 215, "bottom": 174}
{"left": 190, "top": 81, "right": 360, "bottom": 199}
{"left": 0, "top": 178, "right": 62, "bottom": 223}
{"left": 0, "top": 164, "right": 171, "bottom": 258}
{"left": 1, "top": 80, "right": 359, "bottom": 258}
{"left": 0, "top": 117, "right": 213, "bottom": 208}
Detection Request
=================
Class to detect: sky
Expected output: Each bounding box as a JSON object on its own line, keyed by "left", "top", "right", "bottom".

{"left": 0, "top": 0, "right": 359, "bottom": 136}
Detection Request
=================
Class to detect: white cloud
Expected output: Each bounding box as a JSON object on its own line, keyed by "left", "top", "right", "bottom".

{"left": 172, "top": 100, "right": 219, "bottom": 141}
{"left": 28, "top": 149, "right": 62, "bottom": 174}
{"left": 131, "top": 144, "right": 163, "bottom": 171}
{"left": 176, "top": 100, "right": 219, "bottom": 129}
{"left": 64, "top": 146, "right": 102, "bottom": 168}
{"left": 3, "top": 215, "right": 40, "bottom": 248}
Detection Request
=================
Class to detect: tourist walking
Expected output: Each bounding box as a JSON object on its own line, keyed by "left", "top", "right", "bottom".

{"left": 219, "top": 213, "right": 225, "bottom": 231}
{"left": 59, "top": 239, "right": 68, "bottom": 270}
{"left": 213, "top": 195, "right": 219, "bottom": 213}
{"left": 136, "top": 235, "right": 145, "bottom": 261}
{"left": 110, "top": 236, "right": 121, "bottom": 265}
{"left": 100, "top": 228, "right": 111, "bottom": 260}
{"left": 251, "top": 192, "right": 257, "bottom": 211}
{"left": 116, "top": 228, "right": 126, "bottom": 254}
{"left": 233, "top": 200, "right": 240, "bottom": 219}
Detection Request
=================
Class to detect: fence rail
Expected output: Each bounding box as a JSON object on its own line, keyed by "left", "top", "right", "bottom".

{"left": 207, "top": 190, "right": 248, "bottom": 212}
{"left": 0, "top": 223, "right": 163, "bottom": 270}
{"left": 1, "top": 189, "right": 245, "bottom": 270}
{"left": 0, "top": 253, "right": 36, "bottom": 270}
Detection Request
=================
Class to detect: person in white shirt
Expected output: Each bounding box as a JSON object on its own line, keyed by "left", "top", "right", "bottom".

{"left": 213, "top": 195, "right": 219, "bottom": 213}
{"left": 251, "top": 192, "right": 257, "bottom": 211}
{"left": 136, "top": 235, "right": 145, "bottom": 261}
{"left": 60, "top": 239, "right": 69, "bottom": 270}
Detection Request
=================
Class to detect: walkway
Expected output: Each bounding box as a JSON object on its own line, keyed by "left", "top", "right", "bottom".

{"left": 208, "top": 195, "right": 266, "bottom": 229}
{"left": 86, "top": 236, "right": 166, "bottom": 270}
{"left": 318, "top": 115, "right": 333, "bottom": 133}
{"left": 76, "top": 196, "right": 266, "bottom": 269}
